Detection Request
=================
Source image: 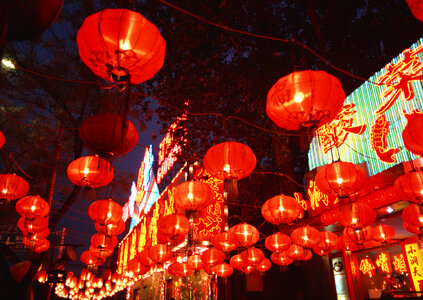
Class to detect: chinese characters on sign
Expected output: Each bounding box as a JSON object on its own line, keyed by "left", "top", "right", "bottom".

{"left": 375, "top": 252, "right": 393, "bottom": 273}
{"left": 359, "top": 258, "right": 376, "bottom": 277}
{"left": 405, "top": 243, "right": 423, "bottom": 291}
{"left": 393, "top": 254, "right": 407, "bottom": 274}
{"left": 370, "top": 115, "right": 400, "bottom": 163}
{"left": 307, "top": 180, "right": 338, "bottom": 210}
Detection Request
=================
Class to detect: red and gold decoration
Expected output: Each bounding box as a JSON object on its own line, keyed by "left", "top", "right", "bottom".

{"left": 370, "top": 115, "right": 400, "bottom": 163}
{"left": 359, "top": 258, "right": 376, "bottom": 277}
{"left": 67, "top": 156, "right": 114, "bottom": 188}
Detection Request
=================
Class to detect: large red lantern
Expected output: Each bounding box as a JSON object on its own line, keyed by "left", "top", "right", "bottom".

{"left": 299, "top": 249, "right": 313, "bottom": 261}
{"left": 290, "top": 226, "right": 321, "bottom": 248}
{"left": 81, "top": 251, "right": 105, "bottom": 267}
{"left": 338, "top": 202, "right": 376, "bottom": 228}
{"left": 201, "top": 248, "right": 225, "bottom": 266}
{"left": 230, "top": 254, "right": 249, "bottom": 271}
{"left": 403, "top": 221, "right": 421, "bottom": 235}
{"left": 91, "top": 233, "right": 118, "bottom": 249}
{"left": 261, "top": 194, "right": 302, "bottom": 225}
{"left": 0, "top": 174, "right": 29, "bottom": 201}
{"left": 372, "top": 224, "right": 395, "bottom": 243}
{"left": 188, "top": 254, "right": 205, "bottom": 271}
{"left": 95, "top": 220, "right": 125, "bottom": 236}
{"left": 212, "top": 231, "right": 238, "bottom": 252}
{"left": 174, "top": 181, "right": 212, "bottom": 212}
{"left": 270, "top": 252, "right": 293, "bottom": 266}
{"left": 266, "top": 70, "right": 345, "bottom": 131}
{"left": 315, "top": 161, "right": 367, "bottom": 198}
{"left": 157, "top": 214, "right": 190, "bottom": 241}
{"left": 405, "top": 0, "right": 423, "bottom": 21}
{"left": 16, "top": 196, "right": 49, "bottom": 219}
{"left": 402, "top": 204, "right": 423, "bottom": 228}
{"left": 67, "top": 156, "right": 113, "bottom": 188}
{"left": 343, "top": 226, "right": 373, "bottom": 245}
{"left": 18, "top": 217, "right": 48, "bottom": 234}
{"left": 241, "top": 247, "right": 264, "bottom": 266}
{"left": 79, "top": 114, "right": 139, "bottom": 157}
{"left": 229, "top": 223, "right": 260, "bottom": 248}
{"left": 89, "top": 246, "right": 114, "bottom": 258}
{"left": 214, "top": 263, "right": 233, "bottom": 278}
{"left": 175, "top": 262, "right": 194, "bottom": 277}
{"left": 318, "top": 231, "right": 338, "bottom": 252}
{"left": 149, "top": 244, "right": 172, "bottom": 263}
{"left": 136, "top": 249, "right": 155, "bottom": 266}
{"left": 32, "top": 239, "right": 50, "bottom": 253}
{"left": 23, "top": 228, "right": 49, "bottom": 241}
{"left": 77, "top": 9, "right": 165, "bottom": 84}
{"left": 88, "top": 199, "right": 123, "bottom": 225}
{"left": 265, "top": 232, "right": 291, "bottom": 253}
{"left": 286, "top": 244, "right": 305, "bottom": 260}
{"left": 394, "top": 170, "right": 423, "bottom": 204}
{"left": 23, "top": 236, "right": 48, "bottom": 249}
{"left": 403, "top": 110, "right": 423, "bottom": 155}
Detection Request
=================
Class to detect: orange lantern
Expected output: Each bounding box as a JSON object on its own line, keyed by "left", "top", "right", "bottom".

{"left": 67, "top": 156, "right": 113, "bottom": 188}
{"left": 95, "top": 220, "right": 125, "bottom": 236}
{"left": 167, "top": 262, "right": 179, "bottom": 276}
{"left": 90, "top": 233, "right": 118, "bottom": 249}
{"left": 212, "top": 231, "right": 238, "bottom": 252}
{"left": 241, "top": 247, "right": 264, "bottom": 266}
{"left": 266, "top": 70, "right": 345, "bottom": 131}
{"left": 0, "top": 174, "right": 29, "bottom": 201}
{"left": 394, "top": 170, "right": 423, "bottom": 204}
{"left": 242, "top": 265, "right": 255, "bottom": 274}
{"left": 16, "top": 195, "right": 49, "bottom": 219}
{"left": 229, "top": 223, "right": 260, "bottom": 248}
{"left": 286, "top": 244, "right": 305, "bottom": 260}
{"left": 157, "top": 214, "right": 190, "bottom": 241}
{"left": 338, "top": 202, "right": 376, "bottom": 228}
{"left": 201, "top": 248, "right": 225, "bottom": 266}
{"left": 265, "top": 232, "right": 291, "bottom": 253}
{"left": 214, "top": 263, "right": 233, "bottom": 278}
{"left": 372, "top": 224, "right": 395, "bottom": 243}
{"left": 136, "top": 249, "right": 155, "bottom": 266}
{"left": 270, "top": 252, "right": 293, "bottom": 266}
{"left": 188, "top": 254, "right": 205, "bottom": 271}
{"left": 79, "top": 113, "right": 139, "bottom": 157}
{"left": 174, "top": 181, "right": 212, "bottom": 212}
{"left": 256, "top": 258, "right": 271, "bottom": 272}
{"left": 261, "top": 194, "right": 301, "bottom": 225}
{"left": 81, "top": 250, "right": 105, "bottom": 267}
{"left": 299, "top": 249, "right": 313, "bottom": 261}
{"left": 89, "top": 246, "right": 114, "bottom": 258}
{"left": 403, "top": 221, "right": 421, "bottom": 235}
{"left": 149, "top": 244, "right": 172, "bottom": 263}
{"left": 343, "top": 226, "right": 373, "bottom": 245}
{"left": 313, "top": 245, "right": 330, "bottom": 256}
{"left": 175, "top": 262, "right": 193, "bottom": 277}
{"left": 18, "top": 216, "right": 48, "bottom": 234}
{"left": 315, "top": 161, "right": 367, "bottom": 198}
{"left": 230, "top": 254, "right": 249, "bottom": 271}
{"left": 290, "top": 226, "right": 321, "bottom": 248}
{"left": 402, "top": 204, "right": 423, "bottom": 228}
{"left": 203, "top": 264, "right": 218, "bottom": 275}
{"left": 318, "top": 231, "right": 338, "bottom": 252}
{"left": 77, "top": 9, "right": 165, "bottom": 84}
{"left": 88, "top": 199, "right": 122, "bottom": 225}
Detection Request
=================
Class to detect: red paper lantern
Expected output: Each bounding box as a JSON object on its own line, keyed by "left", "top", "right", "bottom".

{"left": 23, "top": 228, "right": 49, "bottom": 241}
{"left": 157, "top": 214, "right": 190, "bottom": 241}
{"left": 95, "top": 220, "right": 125, "bottom": 236}
{"left": 16, "top": 195, "right": 49, "bottom": 219}
{"left": 136, "top": 249, "right": 155, "bottom": 267}
{"left": 403, "top": 221, "right": 421, "bottom": 235}
{"left": 297, "top": 249, "right": 312, "bottom": 261}
{"left": 174, "top": 181, "right": 212, "bottom": 211}
{"left": 81, "top": 250, "right": 105, "bottom": 267}
{"left": 405, "top": 0, "right": 423, "bottom": 21}
{"left": 256, "top": 258, "right": 271, "bottom": 272}
{"left": 343, "top": 226, "right": 373, "bottom": 245}
{"left": 338, "top": 202, "right": 376, "bottom": 228}
{"left": 230, "top": 254, "right": 249, "bottom": 271}
{"left": 402, "top": 204, "right": 423, "bottom": 228}
{"left": 0, "top": 130, "right": 4, "bottom": 148}
{"left": 214, "top": 263, "right": 233, "bottom": 278}
{"left": 203, "top": 265, "right": 218, "bottom": 275}
{"left": 88, "top": 199, "right": 123, "bottom": 225}
{"left": 188, "top": 254, "right": 205, "bottom": 271}
{"left": 286, "top": 244, "right": 305, "bottom": 260}
{"left": 67, "top": 156, "right": 113, "bottom": 188}
{"left": 266, "top": 70, "right": 345, "bottom": 131}
{"left": 127, "top": 259, "right": 143, "bottom": 275}
{"left": 89, "top": 246, "right": 113, "bottom": 258}
{"left": 241, "top": 247, "right": 264, "bottom": 266}
{"left": 318, "top": 231, "right": 338, "bottom": 252}
{"left": 0, "top": 174, "right": 29, "bottom": 201}
{"left": 372, "top": 224, "right": 395, "bottom": 243}
{"left": 394, "top": 170, "right": 423, "bottom": 204}
{"left": 91, "top": 233, "right": 118, "bottom": 249}
{"left": 201, "top": 248, "right": 225, "bottom": 266}
{"left": 212, "top": 231, "right": 238, "bottom": 252}
{"left": 265, "top": 232, "right": 291, "bottom": 253}
{"left": 261, "top": 194, "right": 301, "bottom": 225}
{"left": 242, "top": 265, "right": 255, "bottom": 274}
{"left": 313, "top": 245, "right": 330, "bottom": 256}
{"left": 315, "top": 161, "right": 367, "bottom": 198}
{"left": 336, "top": 235, "right": 359, "bottom": 252}
{"left": 149, "top": 244, "right": 172, "bottom": 263}
{"left": 32, "top": 239, "right": 50, "bottom": 253}
{"left": 229, "top": 223, "right": 260, "bottom": 248}
{"left": 23, "top": 236, "right": 48, "bottom": 249}
{"left": 203, "top": 141, "right": 256, "bottom": 180}
{"left": 77, "top": 9, "right": 165, "bottom": 84}
{"left": 79, "top": 114, "right": 139, "bottom": 157}
{"left": 175, "top": 262, "right": 193, "bottom": 277}
{"left": 18, "top": 217, "right": 48, "bottom": 234}
{"left": 270, "top": 252, "right": 293, "bottom": 266}
{"left": 167, "top": 262, "right": 179, "bottom": 276}
{"left": 403, "top": 110, "right": 423, "bottom": 155}
{"left": 291, "top": 226, "right": 321, "bottom": 248}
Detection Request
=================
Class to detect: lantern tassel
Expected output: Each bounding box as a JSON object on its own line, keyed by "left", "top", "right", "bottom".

{"left": 224, "top": 179, "right": 238, "bottom": 202}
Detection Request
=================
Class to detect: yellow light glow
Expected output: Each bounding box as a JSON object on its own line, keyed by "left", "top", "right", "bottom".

{"left": 223, "top": 164, "right": 231, "bottom": 172}
{"left": 294, "top": 92, "right": 305, "bottom": 103}
{"left": 1, "top": 58, "right": 15, "bottom": 69}
{"left": 336, "top": 178, "right": 344, "bottom": 184}
{"left": 187, "top": 193, "right": 193, "bottom": 200}
{"left": 2, "top": 188, "right": 7, "bottom": 194}
{"left": 119, "top": 40, "right": 131, "bottom": 51}
{"left": 352, "top": 217, "right": 358, "bottom": 224}
{"left": 83, "top": 168, "right": 89, "bottom": 176}
{"left": 30, "top": 205, "right": 36, "bottom": 211}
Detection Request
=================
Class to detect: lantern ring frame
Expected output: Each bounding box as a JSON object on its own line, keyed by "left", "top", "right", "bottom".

{"left": 107, "top": 64, "right": 130, "bottom": 83}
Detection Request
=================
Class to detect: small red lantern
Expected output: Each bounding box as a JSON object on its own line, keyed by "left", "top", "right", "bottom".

{"left": 241, "top": 247, "right": 264, "bottom": 266}
{"left": 230, "top": 254, "right": 249, "bottom": 271}
{"left": 89, "top": 246, "right": 114, "bottom": 258}
{"left": 203, "top": 264, "right": 218, "bottom": 275}
{"left": 174, "top": 181, "right": 212, "bottom": 212}
{"left": 201, "top": 248, "right": 225, "bottom": 266}
{"left": 32, "top": 239, "right": 50, "bottom": 253}
{"left": 23, "top": 228, "right": 49, "bottom": 241}
{"left": 372, "top": 224, "right": 395, "bottom": 243}
{"left": 265, "top": 232, "right": 291, "bottom": 253}
{"left": 315, "top": 161, "right": 367, "bottom": 198}
{"left": 402, "top": 204, "right": 423, "bottom": 228}
{"left": 175, "top": 262, "right": 194, "bottom": 277}
{"left": 136, "top": 249, "right": 155, "bottom": 267}
{"left": 77, "top": 9, "right": 165, "bottom": 84}
{"left": 256, "top": 258, "right": 271, "bottom": 272}
{"left": 343, "top": 226, "right": 373, "bottom": 245}
{"left": 188, "top": 254, "right": 205, "bottom": 271}
{"left": 167, "top": 262, "right": 179, "bottom": 276}
{"left": 242, "top": 265, "right": 255, "bottom": 274}
{"left": 261, "top": 194, "right": 301, "bottom": 225}
{"left": 23, "top": 236, "right": 48, "bottom": 249}
{"left": 0, "top": 174, "right": 29, "bottom": 201}
{"left": 405, "top": 0, "right": 423, "bottom": 21}
{"left": 149, "top": 244, "right": 172, "bottom": 263}
{"left": 229, "top": 223, "right": 260, "bottom": 248}
{"left": 157, "top": 214, "right": 190, "bottom": 241}
{"left": 95, "top": 220, "right": 125, "bottom": 236}
{"left": 338, "top": 202, "right": 376, "bottom": 228}
{"left": 286, "top": 244, "right": 305, "bottom": 260}
{"left": 318, "top": 231, "right": 338, "bottom": 252}
{"left": 91, "top": 233, "right": 118, "bottom": 249}
{"left": 18, "top": 217, "right": 48, "bottom": 234}
{"left": 79, "top": 114, "right": 139, "bottom": 157}
{"left": 402, "top": 108, "right": 423, "bottom": 157}
{"left": 394, "top": 170, "right": 423, "bottom": 204}
{"left": 16, "top": 196, "right": 49, "bottom": 219}
{"left": 313, "top": 245, "right": 330, "bottom": 256}
{"left": 214, "top": 263, "right": 233, "bottom": 278}
{"left": 0, "top": 130, "right": 4, "bottom": 148}
{"left": 290, "top": 226, "right": 321, "bottom": 248}
{"left": 67, "top": 156, "right": 113, "bottom": 188}
{"left": 336, "top": 235, "right": 359, "bottom": 252}
{"left": 88, "top": 199, "right": 123, "bottom": 225}
{"left": 81, "top": 250, "right": 105, "bottom": 267}
{"left": 212, "top": 231, "right": 238, "bottom": 252}
{"left": 299, "top": 249, "right": 313, "bottom": 261}
{"left": 266, "top": 70, "right": 345, "bottom": 131}
{"left": 127, "top": 259, "right": 142, "bottom": 275}
{"left": 270, "top": 252, "right": 293, "bottom": 266}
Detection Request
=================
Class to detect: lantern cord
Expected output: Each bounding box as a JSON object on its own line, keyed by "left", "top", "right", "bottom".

{"left": 0, "top": 148, "right": 11, "bottom": 173}
{"left": 252, "top": 171, "right": 305, "bottom": 188}
{"left": 158, "top": 0, "right": 373, "bottom": 84}
{"left": 7, "top": 152, "right": 33, "bottom": 179}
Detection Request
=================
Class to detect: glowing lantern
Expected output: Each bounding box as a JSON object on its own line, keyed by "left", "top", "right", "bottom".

{"left": 157, "top": 214, "right": 190, "bottom": 241}
{"left": 212, "top": 231, "right": 238, "bottom": 252}
{"left": 298, "top": 249, "right": 313, "bottom": 261}
{"left": 372, "top": 224, "right": 395, "bottom": 243}
{"left": 167, "top": 262, "right": 179, "bottom": 276}
{"left": 175, "top": 262, "right": 193, "bottom": 277}
{"left": 230, "top": 254, "right": 249, "bottom": 271}
{"left": 402, "top": 204, "right": 423, "bottom": 228}
{"left": 33, "top": 239, "right": 50, "bottom": 253}
{"left": 81, "top": 251, "right": 105, "bottom": 267}
{"left": 336, "top": 235, "right": 358, "bottom": 252}
{"left": 266, "top": 70, "right": 345, "bottom": 131}
{"left": 338, "top": 202, "right": 376, "bottom": 228}
{"left": 229, "top": 223, "right": 260, "bottom": 247}
{"left": 67, "top": 156, "right": 113, "bottom": 188}
{"left": 242, "top": 265, "right": 255, "bottom": 274}
{"left": 405, "top": 0, "right": 423, "bottom": 21}
{"left": 201, "top": 248, "right": 225, "bottom": 266}
{"left": 0, "top": 174, "right": 29, "bottom": 201}
{"left": 256, "top": 258, "right": 271, "bottom": 272}
{"left": 241, "top": 247, "right": 264, "bottom": 266}
{"left": 203, "top": 265, "right": 218, "bottom": 275}
{"left": 91, "top": 233, "right": 118, "bottom": 249}
{"left": 261, "top": 194, "right": 302, "bottom": 225}
{"left": 318, "top": 231, "right": 338, "bottom": 252}
{"left": 88, "top": 199, "right": 122, "bottom": 225}
{"left": 265, "top": 232, "right": 291, "bottom": 253}
{"left": 149, "top": 244, "right": 172, "bottom": 263}
{"left": 79, "top": 114, "right": 139, "bottom": 157}
{"left": 270, "top": 252, "right": 293, "bottom": 266}
{"left": 16, "top": 195, "right": 49, "bottom": 219}
{"left": 290, "top": 226, "right": 321, "bottom": 248}
{"left": 313, "top": 245, "right": 330, "bottom": 256}
{"left": 38, "top": 270, "right": 48, "bottom": 283}
{"left": 286, "top": 244, "right": 305, "bottom": 260}
{"left": 23, "top": 228, "right": 49, "bottom": 241}
{"left": 136, "top": 249, "right": 155, "bottom": 266}
{"left": 89, "top": 246, "right": 114, "bottom": 258}
{"left": 343, "top": 226, "right": 373, "bottom": 245}
{"left": 23, "top": 236, "right": 47, "bottom": 249}
{"left": 403, "top": 108, "right": 423, "bottom": 157}
{"left": 18, "top": 217, "right": 48, "bottom": 234}
{"left": 174, "top": 181, "right": 212, "bottom": 211}
{"left": 188, "top": 254, "right": 205, "bottom": 270}
{"left": 403, "top": 221, "right": 420, "bottom": 235}
{"left": 394, "top": 170, "right": 423, "bottom": 204}
{"left": 0, "top": 130, "right": 4, "bottom": 148}
{"left": 95, "top": 220, "right": 125, "bottom": 236}
{"left": 127, "top": 259, "right": 142, "bottom": 275}
{"left": 77, "top": 9, "right": 165, "bottom": 84}
{"left": 215, "top": 263, "right": 233, "bottom": 278}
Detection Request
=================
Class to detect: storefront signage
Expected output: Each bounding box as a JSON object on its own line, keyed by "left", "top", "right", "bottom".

{"left": 393, "top": 254, "right": 407, "bottom": 274}
{"left": 359, "top": 258, "right": 376, "bottom": 277}
{"left": 405, "top": 243, "right": 423, "bottom": 291}
{"left": 375, "top": 252, "right": 392, "bottom": 273}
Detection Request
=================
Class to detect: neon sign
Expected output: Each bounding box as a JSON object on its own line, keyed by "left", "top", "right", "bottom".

{"left": 308, "top": 180, "right": 330, "bottom": 210}
{"left": 405, "top": 243, "right": 423, "bottom": 291}
{"left": 136, "top": 145, "right": 154, "bottom": 208}
{"left": 370, "top": 115, "right": 400, "bottom": 163}
{"left": 393, "top": 254, "right": 407, "bottom": 274}
{"left": 359, "top": 258, "right": 376, "bottom": 277}
{"left": 375, "top": 252, "right": 392, "bottom": 273}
